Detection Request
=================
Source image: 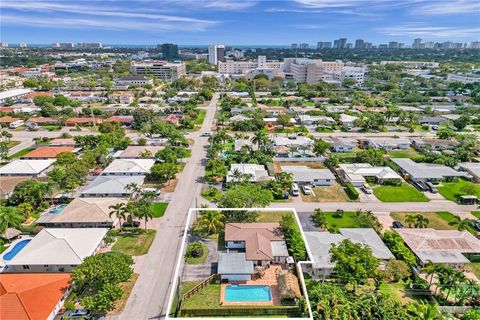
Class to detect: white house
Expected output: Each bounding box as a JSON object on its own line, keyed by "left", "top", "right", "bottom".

{"left": 0, "top": 159, "right": 56, "bottom": 176}
{"left": 337, "top": 163, "right": 403, "bottom": 186}
{"left": 226, "top": 163, "right": 272, "bottom": 183}
{"left": 280, "top": 166, "right": 335, "bottom": 186}
{"left": 339, "top": 114, "right": 358, "bottom": 128}
{"left": 330, "top": 137, "right": 356, "bottom": 153}
{"left": 102, "top": 159, "right": 155, "bottom": 176}
{"left": 80, "top": 175, "right": 145, "bottom": 198}
{"left": 363, "top": 138, "right": 410, "bottom": 150}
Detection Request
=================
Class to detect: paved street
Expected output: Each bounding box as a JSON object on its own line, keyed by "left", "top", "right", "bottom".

{"left": 116, "top": 94, "right": 218, "bottom": 320}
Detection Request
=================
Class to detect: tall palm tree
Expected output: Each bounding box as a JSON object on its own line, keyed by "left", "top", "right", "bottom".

{"left": 133, "top": 202, "right": 154, "bottom": 231}
{"left": 251, "top": 131, "right": 268, "bottom": 151}
{"left": 448, "top": 216, "right": 475, "bottom": 232}
{"left": 0, "top": 207, "right": 23, "bottom": 234}
{"left": 109, "top": 203, "right": 128, "bottom": 231}
{"left": 198, "top": 210, "right": 224, "bottom": 234}
{"left": 421, "top": 260, "right": 438, "bottom": 286}
{"left": 405, "top": 214, "right": 417, "bottom": 228}
{"left": 18, "top": 203, "right": 34, "bottom": 219}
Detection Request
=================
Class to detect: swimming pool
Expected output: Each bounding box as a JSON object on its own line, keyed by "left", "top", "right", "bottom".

{"left": 225, "top": 285, "right": 271, "bottom": 302}
{"left": 48, "top": 204, "right": 67, "bottom": 215}
{"left": 3, "top": 239, "right": 31, "bottom": 261}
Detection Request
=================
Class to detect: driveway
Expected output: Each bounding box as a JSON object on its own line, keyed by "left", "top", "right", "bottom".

{"left": 182, "top": 236, "right": 218, "bottom": 281}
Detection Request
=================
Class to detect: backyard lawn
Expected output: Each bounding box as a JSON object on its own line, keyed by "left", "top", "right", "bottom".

{"left": 373, "top": 183, "right": 429, "bottom": 202}
{"left": 111, "top": 229, "right": 156, "bottom": 256}
{"left": 387, "top": 148, "right": 420, "bottom": 159}
{"left": 151, "top": 202, "right": 168, "bottom": 218}
{"left": 274, "top": 161, "right": 326, "bottom": 173}
{"left": 390, "top": 212, "right": 458, "bottom": 230}
{"left": 301, "top": 182, "right": 351, "bottom": 202}
{"left": 378, "top": 281, "right": 420, "bottom": 305}
{"left": 467, "top": 263, "right": 480, "bottom": 279}
{"left": 181, "top": 283, "right": 221, "bottom": 309}
{"left": 438, "top": 179, "right": 480, "bottom": 202}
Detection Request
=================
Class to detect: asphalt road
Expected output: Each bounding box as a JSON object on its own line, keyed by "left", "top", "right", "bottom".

{"left": 116, "top": 94, "right": 218, "bottom": 320}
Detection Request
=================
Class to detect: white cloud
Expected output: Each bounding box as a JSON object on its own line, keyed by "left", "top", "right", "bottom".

{"left": 417, "top": 0, "right": 480, "bottom": 15}
{"left": 291, "top": 24, "right": 325, "bottom": 29}
{"left": 204, "top": 0, "right": 257, "bottom": 10}
{"left": 377, "top": 24, "right": 480, "bottom": 38}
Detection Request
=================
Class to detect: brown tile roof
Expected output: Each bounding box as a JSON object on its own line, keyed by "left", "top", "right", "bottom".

{"left": 21, "top": 147, "right": 75, "bottom": 159}
{"left": 105, "top": 116, "right": 134, "bottom": 124}
{"left": 65, "top": 117, "right": 103, "bottom": 125}
{"left": 0, "top": 176, "right": 30, "bottom": 197}
{"left": 0, "top": 116, "right": 17, "bottom": 123}
{"left": 225, "top": 223, "right": 284, "bottom": 261}
{"left": 23, "top": 92, "right": 53, "bottom": 99}
{"left": 116, "top": 146, "right": 164, "bottom": 158}
{"left": 0, "top": 273, "right": 71, "bottom": 320}
{"left": 49, "top": 138, "right": 76, "bottom": 146}
{"left": 27, "top": 117, "right": 56, "bottom": 124}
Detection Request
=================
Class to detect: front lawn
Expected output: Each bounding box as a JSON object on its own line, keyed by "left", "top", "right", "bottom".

{"left": 185, "top": 242, "right": 208, "bottom": 265}
{"left": 201, "top": 187, "right": 222, "bottom": 202}
{"left": 194, "top": 109, "right": 206, "bottom": 125}
{"left": 387, "top": 148, "right": 420, "bottom": 159}
{"left": 151, "top": 202, "right": 168, "bottom": 218}
{"left": 438, "top": 179, "right": 480, "bottom": 202}
{"left": 111, "top": 229, "right": 156, "bottom": 256}
{"left": 373, "top": 183, "right": 429, "bottom": 202}
{"left": 472, "top": 211, "right": 480, "bottom": 219}
{"left": 301, "top": 182, "right": 351, "bottom": 202}
{"left": 109, "top": 273, "right": 139, "bottom": 315}
{"left": 10, "top": 147, "right": 35, "bottom": 158}
{"left": 390, "top": 212, "right": 457, "bottom": 230}
{"left": 256, "top": 211, "right": 294, "bottom": 223}
{"left": 321, "top": 211, "right": 358, "bottom": 229}
{"left": 6, "top": 140, "right": 20, "bottom": 148}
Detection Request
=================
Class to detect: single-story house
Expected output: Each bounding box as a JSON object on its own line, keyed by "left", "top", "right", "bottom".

{"left": 26, "top": 117, "right": 57, "bottom": 125}
{"left": 101, "top": 159, "right": 155, "bottom": 176}
{"left": 108, "top": 92, "right": 135, "bottom": 104}
{"left": 0, "top": 273, "right": 71, "bottom": 320}
{"left": 226, "top": 163, "right": 272, "bottom": 183}
{"left": 330, "top": 137, "right": 356, "bottom": 153}
{"left": 234, "top": 140, "right": 258, "bottom": 152}
{"left": 0, "top": 176, "right": 30, "bottom": 199}
{"left": 419, "top": 116, "right": 447, "bottom": 126}
{"left": 391, "top": 158, "right": 468, "bottom": 183}
{"left": 280, "top": 166, "right": 335, "bottom": 186}
{"left": 337, "top": 163, "right": 403, "bottom": 186}
{"left": 229, "top": 114, "right": 251, "bottom": 122}
{"left": 105, "top": 116, "right": 134, "bottom": 126}
{"left": 230, "top": 107, "right": 255, "bottom": 115}
{"left": 36, "top": 198, "right": 127, "bottom": 228}
{"left": 80, "top": 175, "right": 144, "bottom": 198}
{"left": 411, "top": 138, "right": 460, "bottom": 151}
{"left": 20, "top": 147, "right": 78, "bottom": 160}
{"left": 1, "top": 228, "right": 108, "bottom": 273}
{"left": 363, "top": 138, "right": 411, "bottom": 150}
{"left": 217, "top": 252, "right": 254, "bottom": 282}
{"left": 113, "top": 146, "right": 164, "bottom": 159}
{"left": 458, "top": 162, "right": 480, "bottom": 183}
{"left": 395, "top": 228, "right": 480, "bottom": 267}
{"left": 273, "top": 136, "right": 313, "bottom": 148}
{"left": 65, "top": 117, "right": 103, "bottom": 126}
{"left": 297, "top": 115, "right": 335, "bottom": 126}
{"left": 338, "top": 114, "right": 358, "bottom": 128}
{"left": 0, "top": 159, "right": 56, "bottom": 177}
{"left": 304, "top": 228, "right": 394, "bottom": 278}
{"left": 160, "top": 114, "right": 183, "bottom": 126}
{"left": 48, "top": 138, "right": 77, "bottom": 147}
{"left": 225, "top": 223, "right": 289, "bottom": 266}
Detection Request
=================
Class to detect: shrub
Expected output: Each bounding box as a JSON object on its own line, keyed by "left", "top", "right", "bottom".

{"left": 186, "top": 242, "right": 204, "bottom": 258}
{"left": 345, "top": 183, "right": 359, "bottom": 200}
{"left": 382, "top": 179, "right": 402, "bottom": 186}
{"left": 332, "top": 209, "right": 344, "bottom": 218}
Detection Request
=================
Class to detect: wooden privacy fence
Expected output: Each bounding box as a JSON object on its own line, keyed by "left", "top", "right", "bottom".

{"left": 180, "top": 305, "right": 301, "bottom": 317}
{"left": 182, "top": 274, "right": 219, "bottom": 301}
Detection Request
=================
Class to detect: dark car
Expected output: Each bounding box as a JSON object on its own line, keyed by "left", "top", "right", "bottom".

{"left": 122, "top": 221, "right": 141, "bottom": 228}
{"left": 472, "top": 220, "right": 480, "bottom": 232}
{"left": 63, "top": 309, "right": 91, "bottom": 319}
{"left": 392, "top": 220, "right": 404, "bottom": 228}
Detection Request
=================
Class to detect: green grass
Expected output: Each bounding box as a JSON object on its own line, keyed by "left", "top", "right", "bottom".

{"left": 468, "top": 263, "right": 480, "bottom": 279}
{"left": 10, "top": 147, "right": 35, "bottom": 158}
{"left": 322, "top": 211, "right": 358, "bottom": 229}
{"left": 387, "top": 148, "right": 420, "bottom": 158}
{"left": 181, "top": 283, "right": 222, "bottom": 309}
{"left": 111, "top": 229, "right": 156, "bottom": 256}
{"left": 301, "top": 183, "right": 351, "bottom": 202}
{"left": 373, "top": 183, "right": 429, "bottom": 202}
{"left": 42, "top": 125, "right": 62, "bottom": 131}
{"left": 201, "top": 187, "right": 222, "bottom": 202}
{"left": 194, "top": 109, "right": 207, "bottom": 125}
{"left": 438, "top": 179, "right": 480, "bottom": 202}
{"left": 390, "top": 212, "right": 457, "bottom": 230}
{"left": 151, "top": 202, "right": 168, "bottom": 218}
{"left": 315, "top": 126, "right": 334, "bottom": 133}
{"left": 471, "top": 211, "right": 480, "bottom": 219}
{"left": 185, "top": 242, "right": 208, "bottom": 265}
{"left": 256, "top": 211, "right": 293, "bottom": 223}
{"left": 378, "top": 281, "right": 420, "bottom": 305}
{"left": 6, "top": 140, "right": 20, "bottom": 148}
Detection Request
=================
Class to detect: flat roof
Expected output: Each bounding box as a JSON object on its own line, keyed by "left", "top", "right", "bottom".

{"left": 280, "top": 166, "right": 335, "bottom": 181}
{"left": 0, "top": 89, "right": 32, "bottom": 100}
{"left": 218, "top": 252, "right": 253, "bottom": 275}
{"left": 391, "top": 158, "right": 466, "bottom": 179}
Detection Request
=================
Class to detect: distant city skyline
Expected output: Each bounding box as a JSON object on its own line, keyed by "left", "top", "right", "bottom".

{"left": 1, "top": 0, "right": 479, "bottom": 45}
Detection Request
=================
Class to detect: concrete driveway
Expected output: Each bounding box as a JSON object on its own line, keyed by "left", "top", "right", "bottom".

{"left": 182, "top": 236, "right": 218, "bottom": 281}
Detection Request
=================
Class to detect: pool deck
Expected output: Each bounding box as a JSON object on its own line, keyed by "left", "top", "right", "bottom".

{"left": 220, "top": 265, "right": 282, "bottom": 306}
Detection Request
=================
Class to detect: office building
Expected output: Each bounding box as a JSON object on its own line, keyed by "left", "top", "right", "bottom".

{"left": 77, "top": 42, "right": 102, "bottom": 48}
{"left": 333, "top": 38, "right": 347, "bottom": 49}
{"left": 208, "top": 44, "right": 225, "bottom": 65}
{"left": 132, "top": 60, "right": 186, "bottom": 81}
{"left": 412, "top": 38, "right": 422, "bottom": 49}
{"left": 354, "top": 39, "right": 365, "bottom": 49}
{"left": 364, "top": 42, "right": 373, "bottom": 49}
{"left": 378, "top": 44, "right": 388, "bottom": 49}
{"left": 317, "top": 42, "right": 332, "bottom": 49}
{"left": 388, "top": 41, "right": 404, "bottom": 49}
{"left": 218, "top": 56, "right": 283, "bottom": 79}
{"left": 283, "top": 58, "right": 345, "bottom": 84}
{"left": 447, "top": 73, "right": 480, "bottom": 84}
{"left": 158, "top": 43, "right": 179, "bottom": 60}
{"left": 291, "top": 43, "right": 298, "bottom": 49}
{"left": 470, "top": 41, "right": 480, "bottom": 49}
{"left": 299, "top": 43, "right": 309, "bottom": 49}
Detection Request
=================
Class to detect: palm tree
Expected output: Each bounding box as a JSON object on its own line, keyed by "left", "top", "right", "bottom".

{"left": 421, "top": 260, "right": 438, "bottom": 286}
{"left": 198, "top": 210, "right": 224, "bottom": 234}
{"left": 133, "top": 202, "right": 154, "bottom": 231}
{"left": 277, "top": 172, "right": 293, "bottom": 190}
{"left": 251, "top": 131, "right": 268, "bottom": 151}
{"left": 448, "top": 216, "right": 475, "bottom": 232}
{"left": 124, "top": 183, "right": 141, "bottom": 201}
{"left": 405, "top": 214, "right": 417, "bottom": 228}
{"left": 407, "top": 301, "right": 442, "bottom": 320}
{"left": 109, "top": 203, "right": 128, "bottom": 231}
{"left": 415, "top": 214, "right": 429, "bottom": 228}
{"left": 0, "top": 207, "right": 23, "bottom": 234}
{"left": 18, "top": 203, "right": 34, "bottom": 219}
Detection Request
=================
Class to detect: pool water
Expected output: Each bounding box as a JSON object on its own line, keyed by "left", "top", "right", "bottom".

{"left": 3, "top": 239, "right": 31, "bottom": 261}
{"left": 225, "top": 285, "right": 271, "bottom": 302}
{"left": 49, "top": 204, "right": 67, "bottom": 215}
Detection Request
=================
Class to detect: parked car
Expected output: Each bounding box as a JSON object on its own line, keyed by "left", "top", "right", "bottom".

{"left": 63, "top": 309, "right": 92, "bottom": 319}
{"left": 201, "top": 131, "right": 212, "bottom": 137}
{"left": 143, "top": 187, "right": 160, "bottom": 196}
{"left": 302, "top": 185, "right": 313, "bottom": 195}
{"left": 413, "top": 181, "right": 428, "bottom": 192}
{"left": 123, "top": 221, "right": 141, "bottom": 228}
{"left": 472, "top": 220, "right": 480, "bottom": 232}
{"left": 426, "top": 182, "right": 437, "bottom": 193}
{"left": 392, "top": 220, "right": 404, "bottom": 228}
{"left": 291, "top": 183, "right": 299, "bottom": 196}
{"left": 362, "top": 184, "right": 373, "bottom": 194}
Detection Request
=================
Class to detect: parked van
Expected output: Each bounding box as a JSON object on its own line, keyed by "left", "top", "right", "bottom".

{"left": 291, "top": 183, "right": 299, "bottom": 196}
{"left": 9, "top": 119, "right": 24, "bottom": 129}
{"left": 143, "top": 188, "right": 160, "bottom": 196}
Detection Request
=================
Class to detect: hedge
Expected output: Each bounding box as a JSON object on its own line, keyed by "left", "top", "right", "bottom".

{"left": 345, "top": 183, "right": 359, "bottom": 200}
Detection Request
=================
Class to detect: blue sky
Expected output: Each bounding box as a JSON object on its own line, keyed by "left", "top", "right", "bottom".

{"left": 1, "top": 0, "right": 479, "bottom": 45}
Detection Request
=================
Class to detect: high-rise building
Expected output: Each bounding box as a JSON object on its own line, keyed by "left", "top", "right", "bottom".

{"left": 208, "top": 44, "right": 225, "bottom": 65}
{"left": 158, "top": 43, "right": 179, "bottom": 60}
{"left": 60, "top": 43, "right": 75, "bottom": 49}
{"left": 378, "top": 44, "right": 388, "bottom": 49}
{"left": 470, "top": 41, "right": 480, "bottom": 49}
{"left": 364, "top": 42, "right": 373, "bottom": 49}
{"left": 317, "top": 42, "right": 332, "bottom": 49}
{"left": 77, "top": 42, "right": 102, "bottom": 48}
{"left": 388, "top": 41, "right": 404, "bottom": 49}
{"left": 132, "top": 60, "right": 186, "bottom": 82}
{"left": 283, "top": 58, "right": 344, "bottom": 83}
{"left": 299, "top": 43, "right": 309, "bottom": 49}
{"left": 354, "top": 39, "right": 365, "bottom": 49}
{"left": 1, "top": 41, "right": 8, "bottom": 48}
{"left": 291, "top": 43, "right": 298, "bottom": 49}
{"left": 412, "top": 38, "right": 422, "bottom": 49}
{"left": 19, "top": 42, "right": 27, "bottom": 48}
{"left": 333, "top": 38, "right": 347, "bottom": 49}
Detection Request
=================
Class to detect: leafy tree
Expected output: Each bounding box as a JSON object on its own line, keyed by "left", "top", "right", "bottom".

{"left": 453, "top": 115, "right": 470, "bottom": 131}
{"left": 147, "top": 163, "right": 178, "bottom": 184}
{"left": 313, "top": 139, "right": 331, "bottom": 156}
{"left": 218, "top": 184, "right": 273, "bottom": 208}
{"left": 311, "top": 208, "right": 327, "bottom": 229}
{"left": 385, "top": 259, "right": 410, "bottom": 282}
{"left": 0, "top": 206, "right": 24, "bottom": 233}
{"left": 355, "top": 148, "right": 385, "bottom": 166}
{"left": 8, "top": 180, "right": 49, "bottom": 208}
{"left": 0, "top": 142, "right": 8, "bottom": 160}
{"left": 330, "top": 239, "right": 380, "bottom": 290}
{"left": 382, "top": 231, "right": 416, "bottom": 266}
{"left": 109, "top": 203, "right": 128, "bottom": 230}
{"left": 436, "top": 128, "right": 456, "bottom": 139}
{"left": 81, "top": 283, "right": 123, "bottom": 314}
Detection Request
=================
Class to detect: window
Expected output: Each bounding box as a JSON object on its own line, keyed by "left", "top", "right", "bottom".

{"left": 22, "top": 265, "right": 30, "bottom": 269}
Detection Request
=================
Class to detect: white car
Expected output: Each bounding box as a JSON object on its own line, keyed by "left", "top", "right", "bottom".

{"left": 201, "top": 132, "right": 212, "bottom": 137}
{"left": 291, "top": 183, "right": 300, "bottom": 196}
{"left": 362, "top": 184, "right": 373, "bottom": 194}
{"left": 302, "top": 185, "right": 313, "bottom": 195}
